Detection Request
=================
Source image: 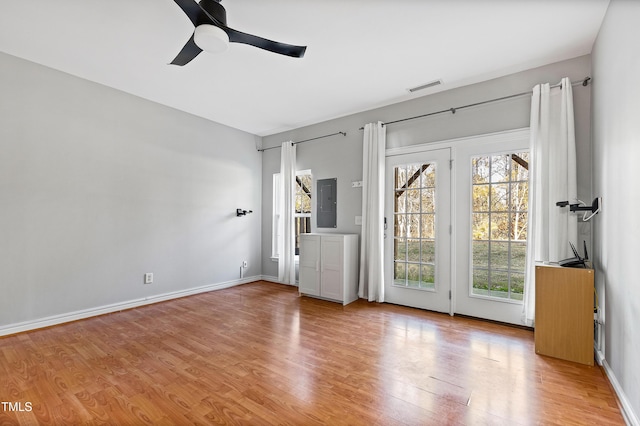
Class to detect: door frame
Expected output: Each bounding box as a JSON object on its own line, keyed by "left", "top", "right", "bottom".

{"left": 385, "top": 128, "right": 530, "bottom": 323}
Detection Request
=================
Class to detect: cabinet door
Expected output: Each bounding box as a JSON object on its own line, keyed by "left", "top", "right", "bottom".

{"left": 299, "top": 235, "right": 321, "bottom": 296}
{"left": 534, "top": 265, "right": 594, "bottom": 365}
{"left": 320, "top": 236, "right": 344, "bottom": 301}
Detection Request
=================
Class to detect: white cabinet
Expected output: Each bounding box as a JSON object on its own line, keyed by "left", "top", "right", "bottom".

{"left": 299, "top": 233, "right": 358, "bottom": 305}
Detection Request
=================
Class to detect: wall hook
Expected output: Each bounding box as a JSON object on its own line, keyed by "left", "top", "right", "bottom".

{"left": 236, "top": 209, "right": 253, "bottom": 217}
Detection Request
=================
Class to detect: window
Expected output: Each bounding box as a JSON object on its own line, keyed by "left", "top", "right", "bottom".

{"left": 471, "top": 152, "right": 528, "bottom": 301}
{"left": 294, "top": 172, "right": 312, "bottom": 254}
{"left": 272, "top": 170, "right": 312, "bottom": 259}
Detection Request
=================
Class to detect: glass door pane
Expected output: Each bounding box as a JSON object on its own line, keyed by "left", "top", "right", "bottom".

{"left": 471, "top": 152, "right": 529, "bottom": 301}
{"left": 393, "top": 163, "right": 437, "bottom": 290}
{"left": 385, "top": 148, "right": 451, "bottom": 314}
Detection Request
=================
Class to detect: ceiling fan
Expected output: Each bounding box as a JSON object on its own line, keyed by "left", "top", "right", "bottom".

{"left": 170, "top": 0, "right": 307, "bottom": 65}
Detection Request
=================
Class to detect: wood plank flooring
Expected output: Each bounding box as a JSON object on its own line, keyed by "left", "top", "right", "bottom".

{"left": 0, "top": 281, "right": 624, "bottom": 425}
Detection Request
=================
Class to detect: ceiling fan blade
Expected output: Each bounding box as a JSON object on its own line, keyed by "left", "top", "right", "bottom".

{"left": 170, "top": 34, "right": 203, "bottom": 66}
{"left": 225, "top": 27, "right": 306, "bottom": 58}
{"left": 173, "top": 0, "right": 213, "bottom": 26}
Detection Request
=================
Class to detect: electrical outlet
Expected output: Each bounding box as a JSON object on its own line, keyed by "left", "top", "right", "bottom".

{"left": 242, "top": 260, "right": 248, "bottom": 268}
{"left": 144, "top": 273, "right": 153, "bottom": 284}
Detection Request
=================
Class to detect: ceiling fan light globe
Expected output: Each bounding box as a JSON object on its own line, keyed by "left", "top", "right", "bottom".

{"left": 194, "top": 24, "right": 229, "bottom": 53}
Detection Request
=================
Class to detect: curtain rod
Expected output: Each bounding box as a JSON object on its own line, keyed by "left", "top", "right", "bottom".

{"left": 359, "top": 77, "right": 591, "bottom": 130}
{"left": 258, "top": 131, "right": 347, "bottom": 152}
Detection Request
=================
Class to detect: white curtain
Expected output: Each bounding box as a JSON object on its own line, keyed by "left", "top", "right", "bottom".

{"left": 358, "top": 122, "right": 386, "bottom": 302}
{"left": 278, "top": 141, "right": 297, "bottom": 285}
{"left": 523, "top": 77, "right": 578, "bottom": 326}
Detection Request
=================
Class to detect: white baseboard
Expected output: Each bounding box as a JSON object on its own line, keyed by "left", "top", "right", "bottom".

{"left": 602, "top": 358, "right": 640, "bottom": 426}
{"left": 258, "top": 275, "right": 298, "bottom": 287}
{"left": 0, "top": 275, "right": 261, "bottom": 337}
{"left": 259, "top": 275, "right": 281, "bottom": 284}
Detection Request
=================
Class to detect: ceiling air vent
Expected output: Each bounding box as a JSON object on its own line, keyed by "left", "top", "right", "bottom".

{"left": 408, "top": 79, "right": 443, "bottom": 93}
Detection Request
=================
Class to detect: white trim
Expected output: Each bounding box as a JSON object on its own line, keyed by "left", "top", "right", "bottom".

{"left": 386, "top": 127, "right": 530, "bottom": 157}
{"left": 0, "top": 276, "right": 261, "bottom": 337}
{"left": 259, "top": 274, "right": 281, "bottom": 284}
{"left": 601, "top": 358, "right": 640, "bottom": 426}
{"left": 259, "top": 274, "right": 298, "bottom": 287}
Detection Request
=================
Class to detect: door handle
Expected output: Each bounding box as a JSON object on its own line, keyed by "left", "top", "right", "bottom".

{"left": 384, "top": 217, "right": 388, "bottom": 239}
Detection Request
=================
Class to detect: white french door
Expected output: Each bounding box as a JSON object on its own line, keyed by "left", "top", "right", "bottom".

{"left": 385, "top": 148, "right": 451, "bottom": 313}
{"left": 453, "top": 130, "right": 530, "bottom": 325}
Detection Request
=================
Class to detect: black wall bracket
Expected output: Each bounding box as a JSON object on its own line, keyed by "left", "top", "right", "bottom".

{"left": 556, "top": 197, "right": 601, "bottom": 221}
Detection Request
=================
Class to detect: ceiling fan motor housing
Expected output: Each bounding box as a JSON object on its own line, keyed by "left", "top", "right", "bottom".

{"left": 199, "top": 0, "right": 227, "bottom": 26}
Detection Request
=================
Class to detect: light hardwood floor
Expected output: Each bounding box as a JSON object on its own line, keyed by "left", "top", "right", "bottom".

{"left": 0, "top": 281, "right": 624, "bottom": 425}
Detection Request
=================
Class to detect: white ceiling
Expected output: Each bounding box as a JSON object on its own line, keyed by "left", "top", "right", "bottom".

{"left": 0, "top": 0, "right": 609, "bottom": 136}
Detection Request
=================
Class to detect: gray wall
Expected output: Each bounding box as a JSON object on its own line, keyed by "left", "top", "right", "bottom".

{"left": 592, "top": 0, "right": 640, "bottom": 422}
{"left": 261, "top": 55, "right": 592, "bottom": 280}
{"left": 0, "top": 52, "right": 262, "bottom": 330}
